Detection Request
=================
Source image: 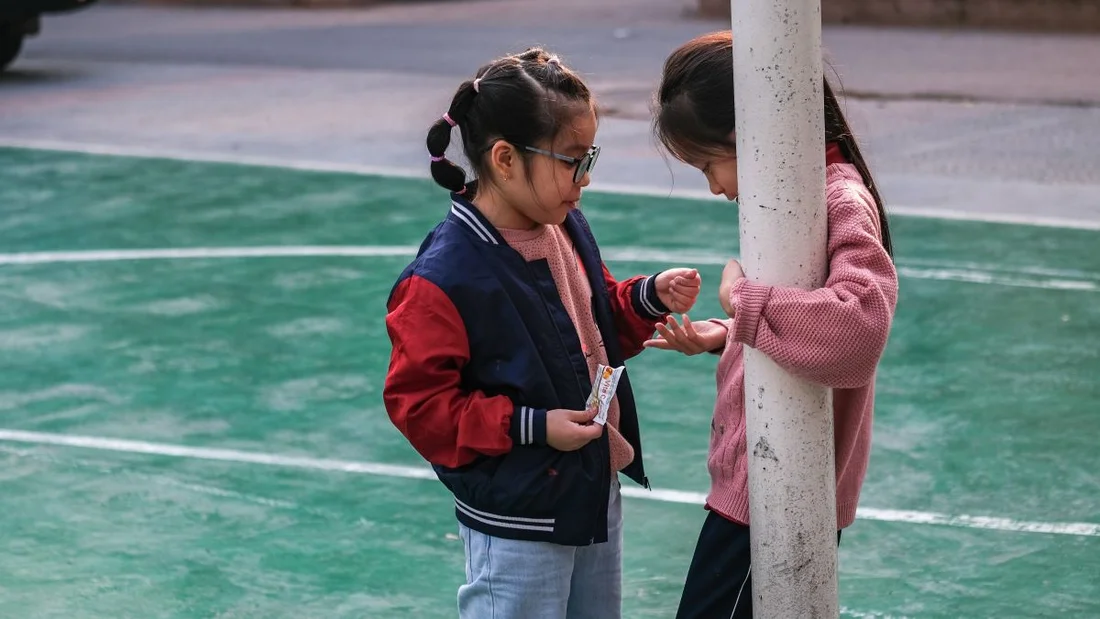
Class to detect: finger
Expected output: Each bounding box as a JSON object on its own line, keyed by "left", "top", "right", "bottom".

{"left": 670, "top": 289, "right": 698, "bottom": 307}
{"left": 677, "top": 270, "right": 701, "bottom": 285}
{"left": 655, "top": 322, "right": 691, "bottom": 352}
{"left": 683, "top": 314, "right": 699, "bottom": 339}
{"left": 671, "top": 282, "right": 698, "bottom": 296}
{"left": 680, "top": 316, "right": 707, "bottom": 353}
{"left": 673, "top": 279, "right": 699, "bottom": 292}
{"left": 568, "top": 408, "right": 598, "bottom": 423}
{"left": 665, "top": 315, "right": 687, "bottom": 339}
{"left": 655, "top": 321, "right": 680, "bottom": 345}
{"left": 580, "top": 420, "right": 603, "bottom": 437}
{"left": 643, "top": 338, "right": 672, "bottom": 349}
{"left": 651, "top": 318, "right": 677, "bottom": 343}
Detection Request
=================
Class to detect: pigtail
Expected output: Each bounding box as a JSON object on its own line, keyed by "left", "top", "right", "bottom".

{"left": 427, "top": 114, "right": 466, "bottom": 194}
{"left": 426, "top": 79, "right": 481, "bottom": 195}
{"left": 823, "top": 78, "right": 893, "bottom": 257}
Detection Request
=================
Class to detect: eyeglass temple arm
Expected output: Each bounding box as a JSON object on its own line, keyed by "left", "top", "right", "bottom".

{"left": 523, "top": 146, "right": 578, "bottom": 164}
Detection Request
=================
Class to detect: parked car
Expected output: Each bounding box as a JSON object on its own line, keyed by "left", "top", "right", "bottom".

{"left": 1, "top": 0, "right": 97, "bottom": 72}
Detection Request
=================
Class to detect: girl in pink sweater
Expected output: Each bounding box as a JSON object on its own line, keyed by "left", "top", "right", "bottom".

{"left": 645, "top": 31, "right": 899, "bottom": 619}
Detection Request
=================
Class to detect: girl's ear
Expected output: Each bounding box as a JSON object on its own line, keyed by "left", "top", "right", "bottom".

{"left": 488, "top": 140, "right": 518, "bottom": 182}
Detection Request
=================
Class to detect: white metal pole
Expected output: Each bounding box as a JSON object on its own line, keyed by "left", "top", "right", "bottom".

{"left": 729, "top": 0, "right": 838, "bottom": 617}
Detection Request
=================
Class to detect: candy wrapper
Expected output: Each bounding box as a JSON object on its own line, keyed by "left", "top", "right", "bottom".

{"left": 585, "top": 364, "right": 624, "bottom": 426}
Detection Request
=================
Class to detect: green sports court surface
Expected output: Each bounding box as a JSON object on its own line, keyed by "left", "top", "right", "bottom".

{"left": 1, "top": 146, "right": 1097, "bottom": 618}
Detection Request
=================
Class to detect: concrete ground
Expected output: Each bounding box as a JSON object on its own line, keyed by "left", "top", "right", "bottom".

{"left": 2, "top": 3, "right": 1099, "bottom": 617}
{"left": 2, "top": 0, "right": 1099, "bottom": 223}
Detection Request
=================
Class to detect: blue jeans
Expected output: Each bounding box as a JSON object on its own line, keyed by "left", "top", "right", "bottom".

{"left": 457, "top": 480, "right": 623, "bottom": 619}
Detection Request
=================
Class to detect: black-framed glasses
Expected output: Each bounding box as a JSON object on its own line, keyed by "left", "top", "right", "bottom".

{"left": 523, "top": 145, "right": 601, "bottom": 184}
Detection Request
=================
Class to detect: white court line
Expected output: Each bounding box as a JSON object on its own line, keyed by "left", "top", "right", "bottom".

{"left": 841, "top": 608, "right": 912, "bottom": 619}
{"left": 605, "top": 247, "right": 1100, "bottom": 292}
{"left": 0, "top": 246, "right": 419, "bottom": 264}
{"left": 3, "top": 137, "right": 1100, "bottom": 231}
{"left": 0, "top": 429, "right": 438, "bottom": 480}
{"left": 1, "top": 428, "right": 1096, "bottom": 538}
{"left": 0, "top": 137, "right": 424, "bottom": 181}
{"left": 0, "top": 245, "right": 1096, "bottom": 292}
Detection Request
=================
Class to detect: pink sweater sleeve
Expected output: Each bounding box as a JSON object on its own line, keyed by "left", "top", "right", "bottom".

{"left": 728, "top": 186, "right": 899, "bottom": 389}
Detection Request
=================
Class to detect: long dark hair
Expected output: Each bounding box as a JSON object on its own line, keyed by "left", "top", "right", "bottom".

{"left": 426, "top": 48, "right": 592, "bottom": 198}
{"left": 654, "top": 31, "right": 893, "bottom": 256}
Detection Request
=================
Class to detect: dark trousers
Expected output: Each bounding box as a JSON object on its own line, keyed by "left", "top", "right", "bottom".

{"left": 675, "top": 511, "right": 842, "bottom": 619}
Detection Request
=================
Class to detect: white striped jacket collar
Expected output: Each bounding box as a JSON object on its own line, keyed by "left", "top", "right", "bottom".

{"left": 448, "top": 194, "right": 507, "bottom": 246}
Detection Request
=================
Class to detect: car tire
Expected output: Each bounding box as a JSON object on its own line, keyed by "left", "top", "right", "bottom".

{"left": 0, "top": 33, "right": 24, "bottom": 72}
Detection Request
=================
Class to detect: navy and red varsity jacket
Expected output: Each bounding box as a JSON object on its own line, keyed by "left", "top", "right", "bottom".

{"left": 383, "top": 194, "right": 669, "bottom": 546}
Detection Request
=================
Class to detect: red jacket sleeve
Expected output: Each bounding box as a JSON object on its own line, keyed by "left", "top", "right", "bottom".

{"left": 603, "top": 266, "right": 669, "bottom": 360}
{"left": 383, "top": 275, "right": 548, "bottom": 469}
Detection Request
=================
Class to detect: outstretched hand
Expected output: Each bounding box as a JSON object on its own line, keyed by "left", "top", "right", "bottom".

{"left": 656, "top": 268, "right": 701, "bottom": 314}
{"left": 644, "top": 314, "right": 728, "bottom": 356}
